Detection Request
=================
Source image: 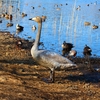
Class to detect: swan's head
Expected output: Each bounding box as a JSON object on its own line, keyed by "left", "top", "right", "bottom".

{"left": 29, "top": 16, "right": 42, "bottom": 23}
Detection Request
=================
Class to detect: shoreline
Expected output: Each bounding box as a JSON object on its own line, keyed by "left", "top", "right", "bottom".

{"left": 0, "top": 31, "right": 100, "bottom": 70}
{"left": 0, "top": 31, "right": 100, "bottom": 58}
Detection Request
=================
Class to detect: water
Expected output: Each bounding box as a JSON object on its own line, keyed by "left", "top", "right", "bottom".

{"left": 0, "top": 0, "right": 100, "bottom": 57}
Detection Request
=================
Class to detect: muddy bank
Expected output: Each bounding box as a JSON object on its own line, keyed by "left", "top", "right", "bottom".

{"left": 0, "top": 32, "right": 100, "bottom": 100}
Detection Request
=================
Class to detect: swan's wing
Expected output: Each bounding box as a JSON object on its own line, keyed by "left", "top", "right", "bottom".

{"left": 36, "top": 50, "right": 76, "bottom": 69}
{"left": 41, "top": 50, "right": 72, "bottom": 63}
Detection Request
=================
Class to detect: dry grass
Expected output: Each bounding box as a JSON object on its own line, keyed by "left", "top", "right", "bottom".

{"left": 0, "top": 32, "right": 100, "bottom": 100}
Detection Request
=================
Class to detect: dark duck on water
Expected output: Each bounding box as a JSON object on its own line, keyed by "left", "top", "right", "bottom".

{"left": 16, "top": 24, "right": 24, "bottom": 31}
{"left": 62, "top": 41, "right": 74, "bottom": 56}
{"left": 83, "top": 45, "right": 92, "bottom": 56}
{"left": 29, "top": 16, "right": 77, "bottom": 83}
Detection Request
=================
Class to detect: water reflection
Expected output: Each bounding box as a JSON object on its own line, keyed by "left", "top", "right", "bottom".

{"left": 0, "top": 0, "right": 100, "bottom": 57}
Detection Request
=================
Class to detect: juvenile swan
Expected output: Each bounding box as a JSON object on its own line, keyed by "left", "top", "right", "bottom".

{"left": 29, "top": 16, "right": 77, "bottom": 82}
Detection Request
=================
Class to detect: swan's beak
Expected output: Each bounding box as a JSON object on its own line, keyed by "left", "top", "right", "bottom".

{"left": 29, "top": 17, "right": 36, "bottom": 21}
{"left": 29, "top": 18, "right": 32, "bottom": 20}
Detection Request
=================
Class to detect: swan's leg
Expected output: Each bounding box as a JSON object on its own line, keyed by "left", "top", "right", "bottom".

{"left": 42, "top": 68, "right": 55, "bottom": 83}
{"left": 49, "top": 68, "right": 55, "bottom": 83}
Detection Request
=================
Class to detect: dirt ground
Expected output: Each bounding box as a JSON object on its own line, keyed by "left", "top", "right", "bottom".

{"left": 0, "top": 31, "right": 100, "bottom": 100}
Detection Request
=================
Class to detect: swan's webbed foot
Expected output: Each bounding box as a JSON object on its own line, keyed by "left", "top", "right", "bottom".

{"left": 42, "top": 78, "right": 53, "bottom": 83}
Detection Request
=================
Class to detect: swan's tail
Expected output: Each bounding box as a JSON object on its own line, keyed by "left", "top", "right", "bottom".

{"left": 56, "top": 63, "right": 78, "bottom": 69}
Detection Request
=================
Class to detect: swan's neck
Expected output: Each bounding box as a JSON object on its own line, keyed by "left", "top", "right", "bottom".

{"left": 33, "top": 22, "right": 42, "bottom": 50}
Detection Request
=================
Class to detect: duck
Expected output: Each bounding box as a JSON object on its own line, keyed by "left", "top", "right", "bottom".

{"left": 9, "top": 14, "right": 13, "bottom": 20}
{"left": 68, "top": 50, "right": 77, "bottom": 57}
{"left": 67, "top": 50, "right": 77, "bottom": 61}
{"left": 62, "top": 49, "right": 77, "bottom": 57}
{"left": 1, "top": 13, "right": 5, "bottom": 17}
{"left": 29, "top": 16, "right": 77, "bottom": 83}
{"left": 87, "top": 4, "right": 89, "bottom": 6}
{"left": 83, "top": 45, "right": 92, "bottom": 56}
{"left": 7, "top": 22, "right": 13, "bottom": 27}
{"left": 32, "top": 25, "right": 36, "bottom": 31}
{"left": 62, "top": 41, "right": 74, "bottom": 56}
{"left": 5, "top": 13, "right": 9, "bottom": 19}
{"left": 31, "top": 6, "right": 35, "bottom": 9}
{"left": 2, "top": 13, "right": 13, "bottom": 20}
{"left": 15, "top": 40, "right": 23, "bottom": 49}
{"left": 66, "top": 3, "right": 68, "bottom": 5}
{"left": 21, "top": 13, "right": 27, "bottom": 17}
{"left": 92, "top": 25, "right": 98, "bottom": 29}
{"left": 62, "top": 41, "right": 74, "bottom": 49}
{"left": 84, "top": 22, "right": 91, "bottom": 26}
{"left": 76, "top": 5, "right": 81, "bottom": 10}
{"left": 16, "top": 24, "right": 24, "bottom": 31}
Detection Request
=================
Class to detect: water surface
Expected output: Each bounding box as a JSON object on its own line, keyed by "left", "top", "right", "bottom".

{"left": 0, "top": 0, "right": 100, "bottom": 57}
